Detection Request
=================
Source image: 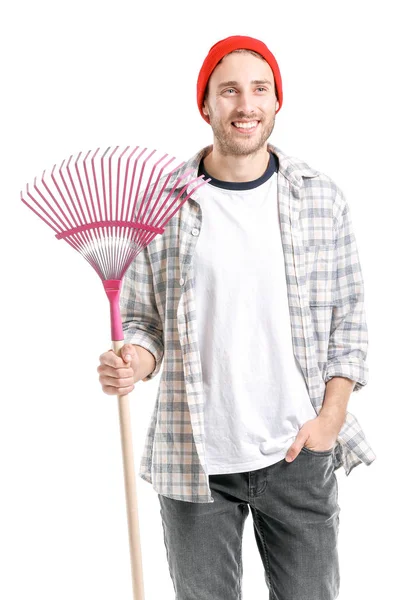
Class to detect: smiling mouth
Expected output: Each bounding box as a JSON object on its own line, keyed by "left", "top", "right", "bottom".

{"left": 231, "top": 120, "right": 260, "bottom": 132}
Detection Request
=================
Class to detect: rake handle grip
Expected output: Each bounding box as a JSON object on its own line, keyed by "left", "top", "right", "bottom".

{"left": 104, "top": 280, "right": 124, "bottom": 341}
{"left": 113, "top": 339, "right": 145, "bottom": 600}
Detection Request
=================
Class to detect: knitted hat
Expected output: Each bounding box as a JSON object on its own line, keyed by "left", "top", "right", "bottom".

{"left": 196, "top": 35, "right": 283, "bottom": 123}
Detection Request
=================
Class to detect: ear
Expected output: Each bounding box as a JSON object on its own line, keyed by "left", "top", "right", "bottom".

{"left": 275, "top": 99, "right": 280, "bottom": 112}
{"left": 202, "top": 103, "right": 210, "bottom": 122}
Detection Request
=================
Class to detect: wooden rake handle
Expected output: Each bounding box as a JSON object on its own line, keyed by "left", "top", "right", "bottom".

{"left": 112, "top": 339, "right": 145, "bottom": 600}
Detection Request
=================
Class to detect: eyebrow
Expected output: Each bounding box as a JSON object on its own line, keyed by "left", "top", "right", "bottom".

{"left": 217, "top": 79, "right": 273, "bottom": 89}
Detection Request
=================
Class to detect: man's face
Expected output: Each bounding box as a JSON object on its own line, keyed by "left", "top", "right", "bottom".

{"left": 202, "top": 52, "right": 279, "bottom": 157}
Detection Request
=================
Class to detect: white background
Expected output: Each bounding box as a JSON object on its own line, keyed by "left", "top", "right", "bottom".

{"left": 1, "top": 1, "right": 412, "bottom": 598}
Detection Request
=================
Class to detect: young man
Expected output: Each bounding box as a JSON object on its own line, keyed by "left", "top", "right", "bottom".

{"left": 97, "top": 35, "right": 376, "bottom": 600}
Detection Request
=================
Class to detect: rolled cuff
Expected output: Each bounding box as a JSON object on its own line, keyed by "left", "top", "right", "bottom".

{"left": 123, "top": 328, "right": 164, "bottom": 382}
{"left": 324, "top": 358, "right": 369, "bottom": 392}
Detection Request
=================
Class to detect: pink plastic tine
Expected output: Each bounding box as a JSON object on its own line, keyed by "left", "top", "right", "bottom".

{"left": 130, "top": 148, "right": 156, "bottom": 222}
{"left": 66, "top": 153, "right": 88, "bottom": 225}
{"left": 91, "top": 147, "right": 103, "bottom": 221}
{"left": 74, "top": 150, "right": 94, "bottom": 224}
{"left": 143, "top": 167, "right": 197, "bottom": 240}
{"left": 34, "top": 176, "right": 83, "bottom": 257}
{"left": 84, "top": 149, "right": 108, "bottom": 269}
{"left": 56, "top": 161, "right": 94, "bottom": 257}
{"left": 118, "top": 179, "right": 151, "bottom": 274}
{"left": 143, "top": 159, "right": 185, "bottom": 227}
{"left": 93, "top": 147, "right": 111, "bottom": 277}
{"left": 100, "top": 146, "right": 111, "bottom": 222}
{"left": 140, "top": 155, "right": 178, "bottom": 226}
{"left": 21, "top": 186, "right": 81, "bottom": 257}
{"left": 138, "top": 166, "right": 195, "bottom": 249}
{"left": 96, "top": 229, "right": 110, "bottom": 281}
{"left": 79, "top": 240, "right": 105, "bottom": 281}
{"left": 124, "top": 147, "right": 147, "bottom": 222}
{"left": 114, "top": 145, "right": 129, "bottom": 279}
{"left": 120, "top": 231, "right": 147, "bottom": 280}
{"left": 21, "top": 186, "right": 62, "bottom": 235}
{"left": 64, "top": 154, "right": 101, "bottom": 257}
{"left": 42, "top": 165, "right": 80, "bottom": 236}
{"left": 117, "top": 147, "right": 138, "bottom": 274}
{"left": 108, "top": 151, "right": 120, "bottom": 277}
{"left": 58, "top": 156, "right": 84, "bottom": 227}
{"left": 119, "top": 227, "right": 137, "bottom": 278}
{"left": 47, "top": 172, "right": 93, "bottom": 268}
{"left": 120, "top": 146, "right": 139, "bottom": 221}
{"left": 137, "top": 153, "right": 171, "bottom": 223}
{"left": 108, "top": 146, "right": 119, "bottom": 222}
{"left": 117, "top": 211, "right": 149, "bottom": 277}
{"left": 114, "top": 224, "right": 124, "bottom": 280}
{"left": 138, "top": 163, "right": 187, "bottom": 248}
{"left": 70, "top": 151, "right": 106, "bottom": 262}
{"left": 38, "top": 169, "right": 73, "bottom": 231}
{"left": 33, "top": 171, "right": 71, "bottom": 232}
{"left": 139, "top": 175, "right": 209, "bottom": 252}
{"left": 150, "top": 174, "right": 208, "bottom": 242}
{"left": 116, "top": 146, "right": 130, "bottom": 221}
{"left": 65, "top": 151, "right": 104, "bottom": 270}
{"left": 162, "top": 175, "right": 211, "bottom": 225}
{"left": 99, "top": 148, "right": 113, "bottom": 274}
{"left": 82, "top": 149, "right": 98, "bottom": 222}
{"left": 82, "top": 148, "right": 107, "bottom": 276}
{"left": 107, "top": 147, "right": 119, "bottom": 275}
{"left": 51, "top": 161, "right": 81, "bottom": 229}
{"left": 112, "top": 146, "right": 127, "bottom": 277}
{"left": 118, "top": 236, "right": 136, "bottom": 280}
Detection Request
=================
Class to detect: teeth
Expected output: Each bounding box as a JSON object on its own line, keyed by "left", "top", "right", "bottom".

{"left": 233, "top": 121, "right": 258, "bottom": 129}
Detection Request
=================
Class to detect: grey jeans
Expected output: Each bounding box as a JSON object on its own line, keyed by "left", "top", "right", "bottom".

{"left": 158, "top": 446, "right": 340, "bottom": 600}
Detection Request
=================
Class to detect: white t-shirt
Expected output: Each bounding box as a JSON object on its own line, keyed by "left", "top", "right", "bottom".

{"left": 193, "top": 153, "right": 317, "bottom": 475}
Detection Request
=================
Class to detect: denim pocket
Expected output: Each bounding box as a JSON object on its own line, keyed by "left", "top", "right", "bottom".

{"left": 300, "top": 445, "right": 334, "bottom": 457}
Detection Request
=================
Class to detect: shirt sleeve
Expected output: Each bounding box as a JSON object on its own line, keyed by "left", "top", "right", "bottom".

{"left": 119, "top": 245, "right": 164, "bottom": 382}
{"left": 324, "top": 190, "right": 369, "bottom": 392}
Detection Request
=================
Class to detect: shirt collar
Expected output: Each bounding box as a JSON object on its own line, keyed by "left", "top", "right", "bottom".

{"left": 162, "top": 143, "right": 320, "bottom": 200}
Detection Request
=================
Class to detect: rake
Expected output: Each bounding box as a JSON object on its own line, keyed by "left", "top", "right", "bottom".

{"left": 20, "top": 145, "right": 209, "bottom": 600}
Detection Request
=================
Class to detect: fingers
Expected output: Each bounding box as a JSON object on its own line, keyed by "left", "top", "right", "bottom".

{"left": 101, "top": 382, "right": 135, "bottom": 396}
{"left": 99, "top": 373, "right": 135, "bottom": 396}
{"left": 285, "top": 434, "right": 310, "bottom": 462}
{"left": 97, "top": 364, "right": 133, "bottom": 379}
{"left": 98, "top": 371, "right": 134, "bottom": 387}
{"left": 120, "top": 343, "right": 135, "bottom": 364}
{"left": 98, "top": 349, "right": 126, "bottom": 368}
{"left": 98, "top": 349, "right": 136, "bottom": 396}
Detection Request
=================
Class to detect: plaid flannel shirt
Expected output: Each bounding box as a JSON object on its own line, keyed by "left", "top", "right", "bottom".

{"left": 120, "top": 143, "right": 376, "bottom": 503}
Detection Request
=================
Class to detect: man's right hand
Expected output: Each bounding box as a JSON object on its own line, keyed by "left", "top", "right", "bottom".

{"left": 97, "top": 343, "right": 141, "bottom": 396}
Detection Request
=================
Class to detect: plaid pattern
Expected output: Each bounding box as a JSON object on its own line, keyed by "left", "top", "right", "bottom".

{"left": 120, "top": 143, "right": 376, "bottom": 503}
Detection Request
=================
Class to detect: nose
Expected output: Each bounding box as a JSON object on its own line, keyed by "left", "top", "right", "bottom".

{"left": 234, "top": 90, "right": 256, "bottom": 115}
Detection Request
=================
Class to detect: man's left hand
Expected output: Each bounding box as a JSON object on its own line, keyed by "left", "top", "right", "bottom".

{"left": 285, "top": 415, "right": 339, "bottom": 462}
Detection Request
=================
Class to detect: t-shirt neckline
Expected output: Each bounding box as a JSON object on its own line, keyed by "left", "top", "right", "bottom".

{"left": 198, "top": 151, "right": 278, "bottom": 191}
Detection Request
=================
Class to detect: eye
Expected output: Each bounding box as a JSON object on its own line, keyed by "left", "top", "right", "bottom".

{"left": 224, "top": 88, "right": 236, "bottom": 94}
{"left": 256, "top": 87, "right": 267, "bottom": 92}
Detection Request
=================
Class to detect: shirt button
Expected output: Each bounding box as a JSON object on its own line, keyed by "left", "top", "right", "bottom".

{"left": 191, "top": 228, "right": 200, "bottom": 236}
{"left": 179, "top": 278, "right": 185, "bottom": 286}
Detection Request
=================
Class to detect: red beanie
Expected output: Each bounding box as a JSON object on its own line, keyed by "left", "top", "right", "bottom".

{"left": 197, "top": 35, "right": 283, "bottom": 123}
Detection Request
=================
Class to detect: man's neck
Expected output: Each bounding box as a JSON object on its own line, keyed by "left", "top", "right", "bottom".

{"left": 203, "top": 145, "right": 270, "bottom": 182}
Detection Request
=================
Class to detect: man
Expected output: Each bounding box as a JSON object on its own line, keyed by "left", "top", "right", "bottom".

{"left": 97, "top": 35, "right": 376, "bottom": 600}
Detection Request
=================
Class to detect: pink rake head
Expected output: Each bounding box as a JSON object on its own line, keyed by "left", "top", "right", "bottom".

{"left": 21, "top": 145, "right": 210, "bottom": 341}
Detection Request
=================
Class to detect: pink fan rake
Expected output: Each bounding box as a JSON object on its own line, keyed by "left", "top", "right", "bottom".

{"left": 21, "top": 145, "right": 209, "bottom": 600}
